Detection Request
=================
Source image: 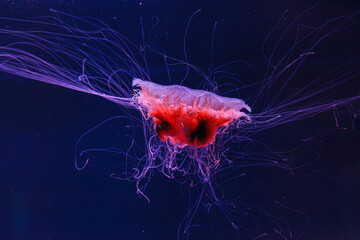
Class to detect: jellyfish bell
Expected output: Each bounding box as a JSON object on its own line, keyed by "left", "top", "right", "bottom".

{"left": 132, "top": 78, "right": 251, "bottom": 148}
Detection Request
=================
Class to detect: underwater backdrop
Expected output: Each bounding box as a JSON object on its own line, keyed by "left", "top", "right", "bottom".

{"left": 0, "top": 0, "right": 359, "bottom": 239}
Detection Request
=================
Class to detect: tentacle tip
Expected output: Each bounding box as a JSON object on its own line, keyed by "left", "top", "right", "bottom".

{"left": 75, "top": 158, "right": 89, "bottom": 171}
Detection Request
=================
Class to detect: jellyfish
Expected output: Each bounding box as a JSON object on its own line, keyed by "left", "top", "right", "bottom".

{"left": 0, "top": 6, "right": 359, "bottom": 240}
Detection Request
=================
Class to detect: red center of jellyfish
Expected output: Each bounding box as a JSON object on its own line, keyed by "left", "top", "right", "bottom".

{"left": 150, "top": 105, "right": 233, "bottom": 148}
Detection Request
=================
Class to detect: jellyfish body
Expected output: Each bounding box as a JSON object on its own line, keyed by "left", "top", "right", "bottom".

{"left": 133, "top": 78, "right": 251, "bottom": 147}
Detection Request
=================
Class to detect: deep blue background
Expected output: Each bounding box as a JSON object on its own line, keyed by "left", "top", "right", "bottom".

{"left": 0, "top": 1, "right": 359, "bottom": 239}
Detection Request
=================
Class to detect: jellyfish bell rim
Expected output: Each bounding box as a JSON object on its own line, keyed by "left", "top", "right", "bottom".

{"left": 132, "top": 78, "right": 252, "bottom": 113}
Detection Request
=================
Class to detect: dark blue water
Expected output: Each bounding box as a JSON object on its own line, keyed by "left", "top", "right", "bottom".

{"left": 0, "top": 1, "right": 359, "bottom": 239}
